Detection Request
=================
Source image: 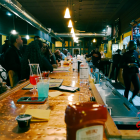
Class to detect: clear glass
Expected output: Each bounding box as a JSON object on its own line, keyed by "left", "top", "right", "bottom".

{"left": 42, "top": 71, "right": 50, "bottom": 78}
{"left": 36, "top": 77, "right": 50, "bottom": 98}
{"left": 79, "top": 79, "right": 90, "bottom": 102}
{"left": 29, "top": 64, "right": 41, "bottom": 93}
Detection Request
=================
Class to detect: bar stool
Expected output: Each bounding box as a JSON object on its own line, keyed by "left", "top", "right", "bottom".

{"left": 8, "top": 70, "right": 18, "bottom": 88}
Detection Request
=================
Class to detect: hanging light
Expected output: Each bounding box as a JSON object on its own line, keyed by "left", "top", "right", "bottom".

{"left": 26, "top": 35, "right": 29, "bottom": 40}
{"left": 93, "top": 38, "right": 96, "bottom": 43}
{"left": 11, "top": 14, "right": 17, "bottom": 34}
{"left": 71, "top": 27, "right": 74, "bottom": 33}
{"left": 26, "top": 23, "right": 30, "bottom": 40}
{"left": 64, "top": 7, "right": 71, "bottom": 18}
{"left": 11, "top": 30, "right": 17, "bottom": 34}
{"left": 68, "top": 20, "right": 73, "bottom": 27}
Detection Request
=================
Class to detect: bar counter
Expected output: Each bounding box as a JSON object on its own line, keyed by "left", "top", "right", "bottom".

{"left": 0, "top": 66, "right": 140, "bottom": 140}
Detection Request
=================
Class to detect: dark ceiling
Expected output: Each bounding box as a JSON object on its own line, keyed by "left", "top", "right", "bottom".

{"left": 1, "top": 0, "right": 140, "bottom": 34}
{"left": 16, "top": 0, "right": 139, "bottom": 34}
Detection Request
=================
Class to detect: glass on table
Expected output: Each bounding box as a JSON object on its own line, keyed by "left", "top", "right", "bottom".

{"left": 42, "top": 71, "right": 50, "bottom": 78}
{"left": 60, "top": 60, "right": 64, "bottom": 67}
{"left": 36, "top": 77, "right": 50, "bottom": 98}
{"left": 29, "top": 64, "right": 41, "bottom": 93}
{"left": 79, "top": 79, "right": 90, "bottom": 102}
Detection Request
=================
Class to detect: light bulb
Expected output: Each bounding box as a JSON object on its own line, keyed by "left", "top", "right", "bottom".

{"left": 68, "top": 20, "right": 73, "bottom": 28}
{"left": 71, "top": 27, "right": 74, "bottom": 34}
{"left": 93, "top": 38, "right": 96, "bottom": 42}
{"left": 26, "top": 35, "right": 29, "bottom": 40}
{"left": 64, "top": 7, "right": 71, "bottom": 18}
{"left": 11, "top": 30, "right": 17, "bottom": 34}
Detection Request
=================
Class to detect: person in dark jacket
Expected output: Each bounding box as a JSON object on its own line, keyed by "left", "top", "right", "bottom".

{"left": 120, "top": 40, "right": 140, "bottom": 104}
{"left": 21, "top": 40, "right": 53, "bottom": 80}
{"left": 5, "top": 34, "right": 23, "bottom": 84}
{"left": 110, "top": 49, "right": 121, "bottom": 82}
{"left": 86, "top": 46, "right": 101, "bottom": 68}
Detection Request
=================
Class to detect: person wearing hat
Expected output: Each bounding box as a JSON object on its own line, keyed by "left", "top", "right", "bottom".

{"left": 120, "top": 40, "right": 140, "bottom": 104}
{"left": 109, "top": 49, "right": 121, "bottom": 82}
{"left": 86, "top": 46, "right": 101, "bottom": 68}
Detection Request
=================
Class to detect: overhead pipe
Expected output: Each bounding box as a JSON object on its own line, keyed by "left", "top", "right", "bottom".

{"left": 0, "top": 0, "right": 63, "bottom": 42}
{"left": 55, "top": 33, "right": 107, "bottom": 37}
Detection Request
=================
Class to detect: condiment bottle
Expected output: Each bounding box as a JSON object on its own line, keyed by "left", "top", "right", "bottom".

{"left": 65, "top": 102, "right": 107, "bottom": 140}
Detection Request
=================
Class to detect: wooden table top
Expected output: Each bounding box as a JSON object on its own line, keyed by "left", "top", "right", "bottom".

{"left": 1, "top": 65, "right": 139, "bottom": 140}
{"left": 0, "top": 66, "right": 108, "bottom": 140}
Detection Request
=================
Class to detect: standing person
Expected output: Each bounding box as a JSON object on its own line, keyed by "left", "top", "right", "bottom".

{"left": 86, "top": 46, "right": 101, "bottom": 68}
{"left": 120, "top": 40, "right": 140, "bottom": 104}
{"left": 110, "top": 49, "right": 121, "bottom": 82}
{"left": 4, "top": 34, "right": 23, "bottom": 84}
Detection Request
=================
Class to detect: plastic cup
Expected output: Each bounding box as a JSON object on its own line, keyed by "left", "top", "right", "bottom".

{"left": 36, "top": 77, "right": 50, "bottom": 98}
{"left": 60, "top": 60, "right": 64, "bottom": 67}
{"left": 16, "top": 114, "right": 32, "bottom": 129}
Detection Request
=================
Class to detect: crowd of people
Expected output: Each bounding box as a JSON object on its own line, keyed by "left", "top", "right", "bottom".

{"left": 0, "top": 34, "right": 140, "bottom": 105}
{"left": 0, "top": 34, "right": 69, "bottom": 87}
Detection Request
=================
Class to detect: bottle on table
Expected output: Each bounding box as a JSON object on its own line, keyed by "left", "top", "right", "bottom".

{"left": 94, "top": 68, "right": 100, "bottom": 84}
{"left": 65, "top": 102, "right": 107, "bottom": 140}
{"left": 80, "top": 59, "right": 89, "bottom": 83}
{"left": 73, "top": 56, "right": 78, "bottom": 72}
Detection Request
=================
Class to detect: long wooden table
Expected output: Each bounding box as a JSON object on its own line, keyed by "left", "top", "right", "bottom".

{"left": 0, "top": 66, "right": 140, "bottom": 140}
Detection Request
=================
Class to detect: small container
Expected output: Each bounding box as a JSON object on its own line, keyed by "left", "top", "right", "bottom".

{"left": 42, "top": 71, "right": 50, "bottom": 77}
{"left": 65, "top": 102, "right": 107, "bottom": 140}
{"left": 16, "top": 114, "right": 32, "bottom": 129}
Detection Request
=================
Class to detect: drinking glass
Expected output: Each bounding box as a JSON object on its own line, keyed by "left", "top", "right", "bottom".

{"left": 79, "top": 80, "right": 90, "bottom": 102}
{"left": 29, "top": 64, "right": 41, "bottom": 93}
{"left": 42, "top": 71, "right": 50, "bottom": 78}
{"left": 36, "top": 77, "right": 50, "bottom": 98}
